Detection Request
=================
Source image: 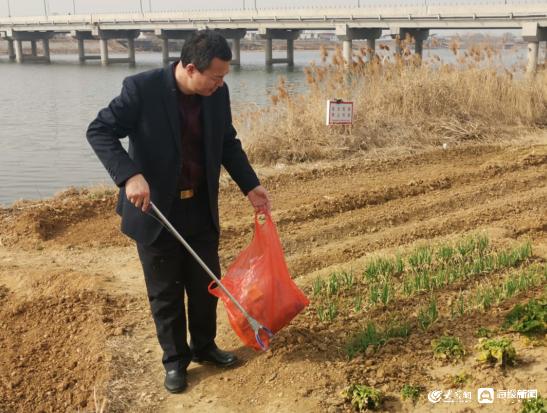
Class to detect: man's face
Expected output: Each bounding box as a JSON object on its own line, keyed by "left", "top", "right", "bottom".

{"left": 187, "top": 57, "right": 230, "bottom": 96}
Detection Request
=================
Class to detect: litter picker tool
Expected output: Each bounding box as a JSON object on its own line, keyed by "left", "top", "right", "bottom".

{"left": 148, "top": 202, "right": 273, "bottom": 350}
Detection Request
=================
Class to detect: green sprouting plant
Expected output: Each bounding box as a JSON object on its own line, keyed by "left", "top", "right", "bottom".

{"left": 312, "top": 277, "right": 325, "bottom": 297}
{"left": 418, "top": 298, "right": 438, "bottom": 331}
{"left": 408, "top": 245, "right": 432, "bottom": 271}
{"left": 353, "top": 295, "right": 364, "bottom": 312}
{"left": 342, "top": 384, "right": 383, "bottom": 411}
{"left": 346, "top": 321, "right": 410, "bottom": 358}
{"left": 456, "top": 292, "right": 466, "bottom": 318}
{"left": 401, "top": 384, "right": 422, "bottom": 403}
{"left": 476, "top": 327, "right": 494, "bottom": 338}
{"left": 369, "top": 284, "right": 380, "bottom": 305}
{"left": 402, "top": 277, "right": 414, "bottom": 296}
{"left": 364, "top": 257, "right": 396, "bottom": 281}
{"left": 341, "top": 270, "right": 355, "bottom": 289}
{"left": 452, "top": 372, "right": 471, "bottom": 387}
{"left": 432, "top": 336, "right": 466, "bottom": 361}
{"left": 413, "top": 270, "right": 432, "bottom": 292}
{"left": 476, "top": 338, "right": 517, "bottom": 367}
{"left": 380, "top": 282, "right": 391, "bottom": 306}
{"left": 395, "top": 254, "right": 404, "bottom": 274}
{"left": 327, "top": 273, "right": 341, "bottom": 296}
{"left": 317, "top": 300, "right": 339, "bottom": 322}
{"left": 437, "top": 244, "right": 455, "bottom": 263}
{"left": 457, "top": 236, "right": 477, "bottom": 259}
{"left": 474, "top": 287, "right": 497, "bottom": 311}
{"left": 503, "top": 299, "right": 546, "bottom": 336}
{"left": 496, "top": 242, "right": 532, "bottom": 269}
{"left": 476, "top": 234, "right": 489, "bottom": 255}
{"left": 521, "top": 394, "right": 546, "bottom": 413}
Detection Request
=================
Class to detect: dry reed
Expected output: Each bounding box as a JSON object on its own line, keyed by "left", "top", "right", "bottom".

{"left": 235, "top": 42, "right": 547, "bottom": 165}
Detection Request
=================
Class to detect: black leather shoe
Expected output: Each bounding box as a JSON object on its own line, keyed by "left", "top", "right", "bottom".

{"left": 164, "top": 369, "right": 188, "bottom": 393}
{"left": 192, "top": 347, "right": 238, "bottom": 367}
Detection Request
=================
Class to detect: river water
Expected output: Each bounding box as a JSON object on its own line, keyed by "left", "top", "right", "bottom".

{"left": 0, "top": 47, "right": 529, "bottom": 206}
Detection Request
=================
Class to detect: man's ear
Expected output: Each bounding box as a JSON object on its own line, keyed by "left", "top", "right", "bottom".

{"left": 184, "top": 63, "right": 197, "bottom": 76}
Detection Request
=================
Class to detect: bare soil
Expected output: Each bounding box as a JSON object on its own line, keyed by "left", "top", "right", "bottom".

{"left": 0, "top": 138, "right": 546, "bottom": 412}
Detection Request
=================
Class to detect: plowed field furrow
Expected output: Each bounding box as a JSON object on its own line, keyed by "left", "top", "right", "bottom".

{"left": 283, "top": 189, "right": 547, "bottom": 275}
{"left": 219, "top": 147, "right": 546, "bottom": 235}
{"left": 274, "top": 170, "right": 546, "bottom": 254}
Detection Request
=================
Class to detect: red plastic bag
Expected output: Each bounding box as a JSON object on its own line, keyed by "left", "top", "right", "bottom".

{"left": 208, "top": 213, "right": 309, "bottom": 350}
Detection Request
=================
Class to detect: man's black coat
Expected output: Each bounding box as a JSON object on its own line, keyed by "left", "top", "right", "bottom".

{"left": 87, "top": 63, "right": 260, "bottom": 245}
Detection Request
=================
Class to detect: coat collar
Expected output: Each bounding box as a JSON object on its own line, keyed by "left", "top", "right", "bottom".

{"left": 162, "top": 62, "right": 214, "bottom": 158}
{"left": 162, "top": 62, "right": 182, "bottom": 156}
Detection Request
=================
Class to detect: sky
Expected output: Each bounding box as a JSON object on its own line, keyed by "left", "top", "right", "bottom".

{"left": 2, "top": 0, "right": 544, "bottom": 17}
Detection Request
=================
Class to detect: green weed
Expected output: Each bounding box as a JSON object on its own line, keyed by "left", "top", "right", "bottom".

{"left": 452, "top": 372, "right": 471, "bottom": 387}
{"left": 503, "top": 299, "right": 546, "bottom": 336}
{"left": 401, "top": 384, "right": 423, "bottom": 403}
{"left": 342, "top": 384, "right": 383, "bottom": 411}
{"left": 476, "top": 327, "right": 495, "bottom": 338}
{"left": 418, "top": 298, "right": 439, "bottom": 331}
{"left": 476, "top": 338, "right": 517, "bottom": 367}
{"left": 432, "top": 336, "right": 466, "bottom": 361}
{"left": 521, "top": 394, "right": 546, "bottom": 413}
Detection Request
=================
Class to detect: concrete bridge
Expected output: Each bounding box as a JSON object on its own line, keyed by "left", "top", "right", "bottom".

{"left": 1, "top": 3, "right": 546, "bottom": 72}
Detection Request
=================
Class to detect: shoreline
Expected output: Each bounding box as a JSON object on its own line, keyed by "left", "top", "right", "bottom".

{"left": 0, "top": 36, "right": 526, "bottom": 55}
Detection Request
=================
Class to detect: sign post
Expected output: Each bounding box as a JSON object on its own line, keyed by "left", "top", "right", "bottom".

{"left": 326, "top": 99, "right": 353, "bottom": 126}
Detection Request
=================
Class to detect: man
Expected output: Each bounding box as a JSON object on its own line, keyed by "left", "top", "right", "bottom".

{"left": 87, "top": 31, "right": 271, "bottom": 394}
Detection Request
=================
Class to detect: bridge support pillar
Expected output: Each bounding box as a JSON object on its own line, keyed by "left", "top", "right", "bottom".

{"left": 232, "top": 38, "right": 241, "bottom": 65}
{"left": 522, "top": 23, "right": 547, "bottom": 75}
{"left": 287, "top": 37, "right": 294, "bottom": 66}
{"left": 155, "top": 29, "right": 195, "bottom": 66}
{"left": 391, "top": 27, "right": 429, "bottom": 58}
{"left": 42, "top": 38, "right": 50, "bottom": 63}
{"left": 343, "top": 40, "right": 352, "bottom": 65}
{"left": 77, "top": 37, "right": 85, "bottom": 62}
{"left": 215, "top": 29, "right": 246, "bottom": 66}
{"left": 265, "top": 37, "right": 273, "bottom": 66}
{"left": 7, "top": 39, "right": 15, "bottom": 61}
{"left": 367, "top": 38, "right": 376, "bottom": 61}
{"left": 161, "top": 37, "right": 170, "bottom": 65}
{"left": 336, "top": 25, "right": 382, "bottom": 65}
{"left": 30, "top": 40, "right": 37, "bottom": 57}
{"left": 259, "top": 28, "right": 300, "bottom": 67}
{"left": 14, "top": 39, "right": 23, "bottom": 63}
{"left": 100, "top": 38, "right": 109, "bottom": 66}
{"left": 127, "top": 37, "right": 136, "bottom": 67}
{"left": 528, "top": 41, "right": 539, "bottom": 74}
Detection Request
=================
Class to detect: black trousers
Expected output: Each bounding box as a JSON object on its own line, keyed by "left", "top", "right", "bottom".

{"left": 136, "top": 189, "right": 220, "bottom": 372}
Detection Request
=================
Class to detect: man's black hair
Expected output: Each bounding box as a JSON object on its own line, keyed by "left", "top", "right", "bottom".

{"left": 180, "top": 30, "right": 232, "bottom": 72}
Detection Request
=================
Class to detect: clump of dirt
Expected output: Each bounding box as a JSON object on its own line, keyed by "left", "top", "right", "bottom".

{"left": 0, "top": 187, "right": 128, "bottom": 249}
{"left": 0, "top": 272, "right": 141, "bottom": 413}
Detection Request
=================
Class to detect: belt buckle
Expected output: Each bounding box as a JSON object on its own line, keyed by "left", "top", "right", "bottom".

{"left": 180, "top": 189, "right": 194, "bottom": 199}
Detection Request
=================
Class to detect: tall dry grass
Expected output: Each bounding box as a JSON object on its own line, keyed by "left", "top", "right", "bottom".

{"left": 236, "top": 41, "right": 547, "bottom": 165}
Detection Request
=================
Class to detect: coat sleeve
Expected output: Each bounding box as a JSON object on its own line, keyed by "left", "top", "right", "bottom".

{"left": 221, "top": 85, "right": 260, "bottom": 195}
{"left": 86, "top": 76, "right": 142, "bottom": 187}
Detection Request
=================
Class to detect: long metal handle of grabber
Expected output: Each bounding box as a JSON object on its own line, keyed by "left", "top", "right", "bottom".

{"left": 149, "top": 202, "right": 264, "bottom": 330}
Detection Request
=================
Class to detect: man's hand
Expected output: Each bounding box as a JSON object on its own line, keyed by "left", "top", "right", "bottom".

{"left": 247, "top": 185, "right": 271, "bottom": 215}
{"left": 125, "top": 174, "right": 150, "bottom": 212}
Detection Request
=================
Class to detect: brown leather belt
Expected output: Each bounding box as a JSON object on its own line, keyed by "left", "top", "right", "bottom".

{"left": 180, "top": 189, "right": 195, "bottom": 199}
